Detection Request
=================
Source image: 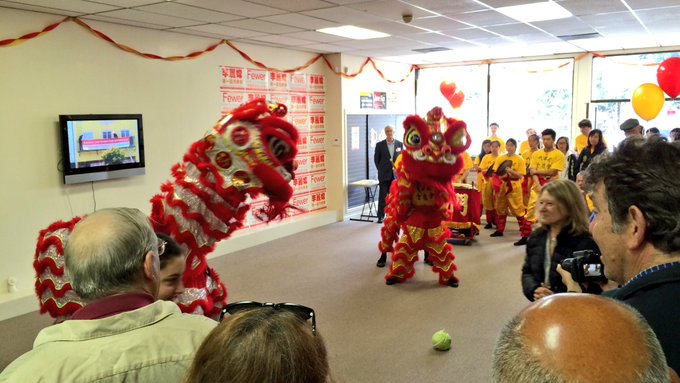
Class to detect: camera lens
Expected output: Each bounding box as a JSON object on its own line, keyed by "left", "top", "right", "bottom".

{"left": 561, "top": 258, "right": 575, "bottom": 272}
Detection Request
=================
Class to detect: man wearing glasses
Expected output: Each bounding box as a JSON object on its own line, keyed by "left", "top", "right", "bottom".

{"left": 0, "top": 207, "right": 216, "bottom": 382}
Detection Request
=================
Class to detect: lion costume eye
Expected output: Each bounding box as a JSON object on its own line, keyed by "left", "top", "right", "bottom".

{"left": 405, "top": 128, "right": 421, "bottom": 146}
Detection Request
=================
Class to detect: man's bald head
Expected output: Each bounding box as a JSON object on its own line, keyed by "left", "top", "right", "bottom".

{"left": 65, "top": 207, "right": 160, "bottom": 301}
{"left": 493, "top": 294, "right": 670, "bottom": 383}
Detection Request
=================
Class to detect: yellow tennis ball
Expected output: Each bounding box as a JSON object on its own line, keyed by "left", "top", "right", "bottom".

{"left": 432, "top": 329, "right": 451, "bottom": 351}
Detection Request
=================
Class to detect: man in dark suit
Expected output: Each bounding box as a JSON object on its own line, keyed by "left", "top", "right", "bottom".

{"left": 373, "top": 125, "right": 403, "bottom": 223}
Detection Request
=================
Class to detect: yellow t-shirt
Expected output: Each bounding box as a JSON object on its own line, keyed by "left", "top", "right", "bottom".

{"left": 479, "top": 153, "right": 498, "bottom": 178}
{"left": 485, "top": 136, "right": 505, "bottom": 153}
{"left": 519, "top": 140, "right": 530, "bottom": 155}
{"left": 493, "top": 154, "right": 525, "bottom": 190}
{"left": 574, "top": 134, "right": 588, "bottom": 154}
{"left": 530, "top": 149, "right": 565, "bottom": 175}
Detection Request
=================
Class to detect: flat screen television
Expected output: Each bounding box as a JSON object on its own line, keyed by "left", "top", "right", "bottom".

{"left": 59, "top": 114, "right": 145, "bottom": 184}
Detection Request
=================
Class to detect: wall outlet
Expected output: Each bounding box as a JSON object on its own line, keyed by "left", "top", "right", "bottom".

{"left": 7, "top": 277, "right": 18, "bottom": 293}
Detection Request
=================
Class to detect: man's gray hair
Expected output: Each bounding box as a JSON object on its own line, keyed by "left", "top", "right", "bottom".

{"left": 492, "top": 298, "right": 670, "bottom": 383}
{"left": 584, "top": 136, "right": 680, "bottom": 253}
{"left": 65, "top": 207, "right": 157, "bottom": 300}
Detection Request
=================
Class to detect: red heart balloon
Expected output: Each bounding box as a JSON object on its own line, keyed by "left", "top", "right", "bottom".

{"left": 657, "top": 57, "right": 680, "bottom": 99}
{"left": 440, "top": 80, "right": 465, "bottom": 109}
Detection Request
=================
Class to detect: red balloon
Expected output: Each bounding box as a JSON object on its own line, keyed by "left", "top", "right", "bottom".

{"left": 657, "top": 57, "right": 680, "bottom": 99}
{"left": 440, "top": 80, "right": 465, "bottom": 109}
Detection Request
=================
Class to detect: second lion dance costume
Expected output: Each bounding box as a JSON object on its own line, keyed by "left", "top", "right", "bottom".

{"left": 377, "top": 107, "right": 471, "bottom": 287}
{"left": 33, "top": 99, "right": 299, "bottom": 321}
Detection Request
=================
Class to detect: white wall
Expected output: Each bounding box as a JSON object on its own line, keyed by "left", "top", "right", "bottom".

{"left": 0, "top": 8, "right": 349, "bottom": 316}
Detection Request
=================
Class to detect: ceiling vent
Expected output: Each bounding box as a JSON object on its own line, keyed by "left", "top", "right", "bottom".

{"left": 557, "top": 32, "right": 602, "bottom": 41}
{"left": 412, "top": 47, "right": 451, "bottom": 53}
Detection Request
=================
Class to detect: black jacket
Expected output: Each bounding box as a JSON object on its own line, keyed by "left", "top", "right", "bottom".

{"left": 603, "top": 263, "right": 680, "bottom": 374}
{"left": 576, "top": 146, "right": 606, "bottom": 174}
{"left": 521, "top": 226, "right": 601, "bottom": 301}
{"left": 374, "top": 139, "right": 403, "bottom": 182}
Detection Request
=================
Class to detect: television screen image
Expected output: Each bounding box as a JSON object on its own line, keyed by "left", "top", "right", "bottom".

{"left": 59, "top": 114, "right": 145, "bottom": 184}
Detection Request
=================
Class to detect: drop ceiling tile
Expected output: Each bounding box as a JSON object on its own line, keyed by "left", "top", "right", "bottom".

{"left": 446, "top": 27, "right": 497, "bottom": 40}
{"left": 0, "top": 1, "right": 84, "bottom": 15}
{"left": 636, "top": 6, "right": 680, "bottom": 25}
{"left": 557, "top": 0, "right": 628, "bottom": 16}
{"left": 281, "top": 31, "right": 348, "bottom": 43}
{"left": 181, "top": 23, "right": 266, "bottom": 38}
{"left": 83, "top": 14, "right": 168, "bottom": 29}
{"left": 530, "top": 17, "right": 596, "bottom": 36}
{"left": 450, "top": 9, "right": 517, "bottom": 27}
{"left": 2, "top": 0, "right": 117, "bottom": 14}
{"left": 258, "top": 13, "right": 340, "bottom": 29}
{"left": 408, "top": 16, "right": 469, "bottom": 32}
{"left": 221, "top": 19, "right": 305, "bottom": 34}
{"left": 85, "top": 0, "right": 157, "bottom": 6}
{"left": 356, "top": 20, "right": 428, "bottom": 36}
{"left": 624, "top": 0, "right": 680, "bottom": 10}
{"left": 479, "top": 0, "right": 544, "bottom": 7}
{"left": 133, "top": 2, "right": 240, "bottom": 23}
{"left": 176, "top": 0, "right": 286, "bottom": 17}
{"left": 344, "top": 0, "right": 437, "bottom": 19}
{"left": 301, "top": 5, "right": 385, "bottom": 23}
{"left": 247, "top": 34, "right": 316, "bottom": 46}
{"left": 333, "top": 36, "right": 423, "bottom": 50}
{"left": 405, "top": 0, "right": 487, "bottom": 15}
{"left": 296, "top": 42, "right": 356, "bottom": 52}
{"left": 486, "top": 22, "right": 540, "bottom": 35}
{"left": 246, "top": 0, "right": 336, "bottom": 12}
{"left": 95, "top": 8, "right": 198, "bottom": 27}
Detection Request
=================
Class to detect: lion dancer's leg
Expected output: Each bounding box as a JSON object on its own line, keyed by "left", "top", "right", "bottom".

{"left": 423, "top": 226, "right": 459, "bottom": 287}
{"left": 385, "top": 225, "right": 423, "bottom": 285}
{"left": 377, "top": 216, "right": 399, "bottom": 267}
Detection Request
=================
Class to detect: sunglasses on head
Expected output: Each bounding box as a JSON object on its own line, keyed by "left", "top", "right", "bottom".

{"left": 220, "top": 301, "right": 317, "bottom": 335}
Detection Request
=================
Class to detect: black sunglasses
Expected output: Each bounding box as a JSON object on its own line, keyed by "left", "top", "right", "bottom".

{"left": 220, "top": 301, "right": 317, "bottom": 335}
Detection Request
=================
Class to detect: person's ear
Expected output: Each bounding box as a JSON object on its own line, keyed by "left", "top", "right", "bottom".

{"left": 143, "top": 250, "right": 157, "bottom": 281}
{"left": 626, "top": 205, "right": 646, "bottom": 250}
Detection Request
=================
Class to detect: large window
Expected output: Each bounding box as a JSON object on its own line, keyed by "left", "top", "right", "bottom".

{"left": 591, "top": 51, "right": 680, "bottom": 147}
{"left": 417, "top": 59, "right": 573, "bottom": 153}
{"left": 489, "top": 59, "right": 573, "bottom": 145}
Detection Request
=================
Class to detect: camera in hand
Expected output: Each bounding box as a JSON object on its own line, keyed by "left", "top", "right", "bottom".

{"left": 561, "top": 250, "right": 606, "bottom": 283}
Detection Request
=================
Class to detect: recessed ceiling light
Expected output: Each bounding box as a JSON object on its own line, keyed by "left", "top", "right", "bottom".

{"left": 496, "top": 2, "right": 572, "bottom": 23}
{"left": 316, "top": 25, "right": 390, "bottom": 40}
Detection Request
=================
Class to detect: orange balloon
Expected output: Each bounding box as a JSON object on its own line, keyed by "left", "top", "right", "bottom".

{"left": 632, "top": 83, "right": 665, "bottom": 121}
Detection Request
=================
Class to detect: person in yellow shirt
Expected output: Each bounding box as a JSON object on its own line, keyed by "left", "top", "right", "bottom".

{"left": 455, "top": 151, "right": 473, "bottom": 184}
{"left": 529, "top": 129, "right": 565, "bottom": 188}
{"left": 479, "top": 141, "right": 500, "bottom": 229}
{"left": 485, "top": 122, "right": 505, "bottom": 153}
{"left": 472, "top": 140, "right": 492, "bottom": 190}
{"left": 574, "top": 119, "right": 592, "bottom": 154}
{"left": 515, "top": 129, "right": 565, "bottom": 246}
{"left": 518, "top": 128, "right": 537, "bottom": 154}
{"left": 489, "top": 139, "right": 532, "bottom": 240}
{"left": 520, "top": 134, "right": 540, "bottom": 206}
{"left": 574, "top": 119, "right": 607, "bottom": 154}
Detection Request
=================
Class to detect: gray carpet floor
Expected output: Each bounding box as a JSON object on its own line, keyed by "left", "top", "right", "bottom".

{"left": 0, "top": 218, "right": 530, "bottom": 382}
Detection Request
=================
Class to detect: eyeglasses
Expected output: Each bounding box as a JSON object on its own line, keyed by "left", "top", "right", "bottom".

{"left": 157, "top": 238, "right": 167, "bottom": 256}
{"left": 220, "top": 301, "right": 316, "bottom": 335}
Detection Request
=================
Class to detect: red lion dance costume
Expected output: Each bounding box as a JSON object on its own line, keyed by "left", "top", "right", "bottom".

{"left": 377, "top": 107, "right": 470, "bottom": 287}
{"left": 33, "top": 99, "right": 299, "bottom": 321}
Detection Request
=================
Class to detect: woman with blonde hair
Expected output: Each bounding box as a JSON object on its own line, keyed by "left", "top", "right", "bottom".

{"left": 520, "top": 179, "right": 602, "bottom": 301}
{"left": 185, "top": 301, "right": 330, "bottom": 383}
